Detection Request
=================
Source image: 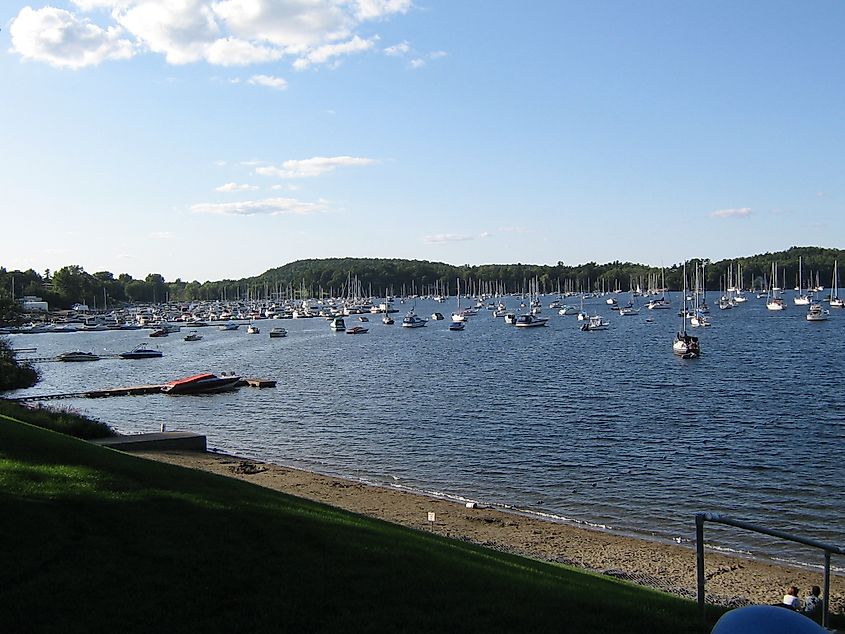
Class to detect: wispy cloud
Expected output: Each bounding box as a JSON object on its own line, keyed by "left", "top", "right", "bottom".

{"left": 498, "top": 226, "right": 530, "bottom": 234}
{"left": 256, "top": 155, "right": 377, "bottom": 178}
{"left": 150, "top": 231, "right": 174, "bottom": 240}
{"left": 709, "top": 207, "right": 752, "bottom": 219}
{"left": 423, "top": 233, "right": 474, "bottom": 244}
{"left": 215, "top": 182, "right": 259, "bottom": 192}
{"left": 248, "top": 74, "right": 287, "bottom": 90}
{"left": 190, "top": 197, "right": 328, "bottom": 216}
{"left": 384, "top": 41, "right": 410, "bottom": 56}
{"left": 293, "top": 35, "right": 377, "bottom": 70}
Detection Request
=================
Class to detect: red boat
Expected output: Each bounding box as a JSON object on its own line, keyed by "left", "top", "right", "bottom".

{"left": 162, "top": 373, "right": 242, "bottom": 395}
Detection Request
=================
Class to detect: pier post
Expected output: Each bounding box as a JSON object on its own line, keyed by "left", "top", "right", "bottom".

{"left": 695, "top": 513, "right": 705, "bottom": 620}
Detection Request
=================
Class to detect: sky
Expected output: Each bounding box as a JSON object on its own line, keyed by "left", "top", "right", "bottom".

{"left": 2, "top": 1, "right": 843, "bottom": 282}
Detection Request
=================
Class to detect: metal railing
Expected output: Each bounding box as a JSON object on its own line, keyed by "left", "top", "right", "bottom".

{"left": 696, "top": 512, "right": 845, "bottom": 628}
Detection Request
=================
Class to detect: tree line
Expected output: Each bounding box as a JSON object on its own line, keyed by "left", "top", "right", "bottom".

{"left": 1, "top": 246, "right": 843, "bottom": 312}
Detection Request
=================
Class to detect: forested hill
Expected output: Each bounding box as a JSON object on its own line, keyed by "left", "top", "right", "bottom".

{"left": 2, "top": 246, "right": 844, "bottom": 311}
{"left": 250, "top": 246, "right": 845, "bottom": 297}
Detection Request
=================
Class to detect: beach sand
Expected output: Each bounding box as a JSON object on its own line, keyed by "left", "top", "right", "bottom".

{"left": 137, "top": 449, "right": 844, "bottom": 613}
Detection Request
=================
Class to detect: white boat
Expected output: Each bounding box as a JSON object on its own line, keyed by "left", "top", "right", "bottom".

{"left": 579, "top": 315, "right": 609, "bottom": 331}
{"left": 794, "top": 256, "right": 812, "bottom": 305}
{"left": 646, "top": 298, "right": 671, "bottom": 310}
{"left": 247, "top": 324, "right": 260, "bottom": 334}
{"left": 401, "top": 311, "right": 427, "bottom": 328}
{"left": 558, "top": 305, "right": 578, "bottom": 316}
{"left": 448, "top": 321, "right": 465, "bottom": 331}
{"left": 330, "top": 317, "right": 347, "bottom": 332}
{"left": 831, "top": 260, "right": 844, "bottom": 308}
{"left": 503, "top": 313, "right": 517, "bottom": 325}
{"left": 673, "top": 262, "right": 701, "bottom": 358}
{"left": 766, "top": 263, "right": 787, "bottom": 311}
{"left": 218, "top": 322, "right": 240, "bottom": 331}
{"left": 269, "top": 327, "right": 287, "bottom": 338}
{"left": 431, "top": 312, "right": 445, "bottom": 321}
{"left": 806, "top": 303, "right": 829, "bottom": 322}
{"left": 382, "top": 314, "right": 395, "bottom": 325}
{"left": 514, "top": 314, "right": 548, "bottom": 327}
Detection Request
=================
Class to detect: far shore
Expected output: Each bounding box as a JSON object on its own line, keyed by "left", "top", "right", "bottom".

{"left": 136, "top": 448, "right": 844, "bottom": 613}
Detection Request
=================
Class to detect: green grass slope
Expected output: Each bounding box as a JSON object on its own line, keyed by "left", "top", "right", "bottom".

{"left": 0, "top": 414, "right": 710, "bottom": 633}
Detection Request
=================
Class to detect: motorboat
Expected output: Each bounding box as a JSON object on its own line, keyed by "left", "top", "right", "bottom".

{"left": 57, "top": 351, "right": 100, "bottom": 362}
{"left": 579, "top": 315, "right": 609, "bottom": 331}
{"left": 247, "top": 324, "right": 260, "bottom": 334}
{"left": 431, "top": 312, "right": 445, "bottom": 321}
{"left": 558, "top": 305, "right": 578, "bottom": 316}
{"left": 162, "top": 373, "right": 241, "bottom": 395}
{"left": 119, "top": 345, "right": 163, "bottom": 359}
{"left": 672, "top": 331, "right": 700, "bottom": 358}
{"left": 218, "top": 323, "right": 240, "bottom": 331}
{"left": 514, "top": 314, "right": 548, "bottom": 328}
{"left": 358, "top": 316, "right": 369, "bottom": 322}
{"left": 451, "top": 311, "right": 468, "bottom": 322}
{"left": 448, "top": 321, "right": 465, "bottom": 331}
{"left": 346, "top": 326, "right": 368, "bottom": 334}
{"left": 330, "top": 317, "right": 347, "bottom": 332}
{"left": 382, "top": 314, "right": 395, "bottom": 325}
{"left": 149, "top": 328, "right": 169, "bottom": 337}
{"left": 269, "top": 327, "right": 287, "bottom": 338}
{"left": 401, "top": 311, "right": 428, "bottom": 328}
{"left": 806, "top": 303, "right": 829, "bottom": 322}
{"left": 619, "top": 305, "right": 639, "bottom": 316}
{"left": 184, "top": 331, "right": 203, "bottom": 341}
{"left": 503, "top": 313, "right": 517, "bottom": 325}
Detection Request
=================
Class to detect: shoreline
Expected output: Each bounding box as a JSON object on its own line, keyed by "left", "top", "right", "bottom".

{"left": 135, "top": 448, "right": 844, "bottom": 612}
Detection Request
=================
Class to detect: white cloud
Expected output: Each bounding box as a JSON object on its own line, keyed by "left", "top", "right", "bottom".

{"left": 423, "top": 233, "right": 474, "bottom": 244}
{"left": 215, "top": 182, "right": 258, "bottom": 192}
{"left": 248, "top": 74, "right": 287, "bottom": 90}
{"left": 384, "top": 41, "right": 410, "bottom": 56}
{"left": 207, "top": 38, "right": 283, "bottom": 66}
{"left": 256, "top": 155, "right": 377, "bottom": 178}
{"left": 10, "top": 6, "right": 135, "bottom": 69}
{"left": 214, "top": 159, "right": 228, "bottom": 166}
{"left": 409, "top": 57, "right": 425, "bottom": 69}
{"left": 12, "top": 0, "right": 412, "bottom": 70}
{"left": 190, "top": 196, "right": 328, "bottom": 216}
{"left": 498, "top": 226, "right": 530, "bottom": 234}
{"left": 116, "top": 0, "right": 219, "bottom": 65}
{"left": 709, "top": 207, "right": 752, "bottom": 219}
{"left": 479, "top": 231, "right": 492, "bottom": 239}
{"left": 293, "top": 35, "right": 376, "bottom": 70}
{"left": 150, "top": 231, "right": 174, "bottom": 239}
{"left": 354, "top": 0, "right": 412, "bottom": 20}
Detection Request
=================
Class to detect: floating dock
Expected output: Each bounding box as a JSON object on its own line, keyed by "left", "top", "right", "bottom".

{"left": 91, "top": 431, "right": 207, "bottom": 452}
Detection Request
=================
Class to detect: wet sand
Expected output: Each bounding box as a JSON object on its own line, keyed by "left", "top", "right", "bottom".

{"left": 137, "top": 449, "right": 844, "bottom": 612}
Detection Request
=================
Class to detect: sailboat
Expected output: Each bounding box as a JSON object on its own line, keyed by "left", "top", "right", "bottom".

{"left": 766, "top": 262, "right": 786, "bottom": 311}
{"left": 831, "top": 260, "right": 844, "bottom": 308}
{"left": 452, "top": 277, "right": 467, "bottom": 322}
{"left": 793, "top": 256, "right": 811, "bottom": 305}
{"left": 673, "top": 262, "right": 701, "bottom": 358}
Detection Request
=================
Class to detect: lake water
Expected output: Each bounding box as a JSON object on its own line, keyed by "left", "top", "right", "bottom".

{"left": 8, "top": 293, "right": 845, "bottom": 571}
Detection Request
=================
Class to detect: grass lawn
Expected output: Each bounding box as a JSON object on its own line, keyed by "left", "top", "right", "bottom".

{"left": 0, "top": 412, "right": 716, "bottom": 633}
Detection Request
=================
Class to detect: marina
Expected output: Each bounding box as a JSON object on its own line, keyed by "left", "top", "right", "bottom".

{"left": 5, "top": 290, "right": 845, "bottom": 573}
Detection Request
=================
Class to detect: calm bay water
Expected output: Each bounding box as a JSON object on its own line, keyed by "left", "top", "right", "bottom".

{"left": 9, "top": 293, "right": 845, "bottom": 569}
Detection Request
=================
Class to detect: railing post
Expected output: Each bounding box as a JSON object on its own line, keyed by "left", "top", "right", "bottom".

{"left": 823, "top": 550, "right": 831, "bottom": 629}
{"left": 696, "top": 513, "right": 706, "bottom": 619}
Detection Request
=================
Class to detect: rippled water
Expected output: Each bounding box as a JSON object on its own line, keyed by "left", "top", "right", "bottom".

{"left": 8, "top": 293, "right": 845, "bottom": 568}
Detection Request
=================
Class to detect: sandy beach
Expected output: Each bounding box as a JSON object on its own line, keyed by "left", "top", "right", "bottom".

{"left": 137, "top": 449, "right": 844, "bottom": 614}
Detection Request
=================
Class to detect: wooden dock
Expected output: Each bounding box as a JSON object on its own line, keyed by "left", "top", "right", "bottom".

{"left": 9, "top": 378, "right": 276, "bottom": 402}
{"left": 91, "top": 431, "right": 206, "bottom": 452}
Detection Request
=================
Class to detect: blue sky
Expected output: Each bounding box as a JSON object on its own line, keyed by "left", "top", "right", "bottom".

{"left": 2, "top": 1, "right": 843, "bottom": 281}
